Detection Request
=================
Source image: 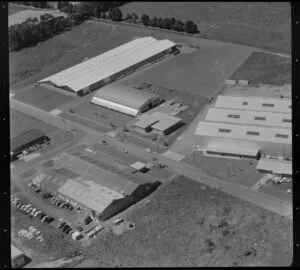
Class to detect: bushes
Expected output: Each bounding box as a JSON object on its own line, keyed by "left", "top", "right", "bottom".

{"left": 124, "top": 12, "right": 199, "bottom": 34}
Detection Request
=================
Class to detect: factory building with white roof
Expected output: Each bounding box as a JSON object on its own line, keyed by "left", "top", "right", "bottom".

{"left": 195, "top": 95, "right": 292, "bottom": 160}
{"left": 38, "top": 37, "right": 177, "bottom": 97}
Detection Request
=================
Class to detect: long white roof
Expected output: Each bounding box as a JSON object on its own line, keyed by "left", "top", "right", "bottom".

{"left": 196, "top": 121, "right": 291, "bottom": 144}
{"left": 205, "top": 108, "right": 291, "bottom": 128}
{"left": 257, "top": 158, "right": 292, "bottom": 175}
{"left": 39, "top": 37, "right": 176, "bottom": 92}
{"left": 215, "top": 95, "right": 291, "bottom": 113}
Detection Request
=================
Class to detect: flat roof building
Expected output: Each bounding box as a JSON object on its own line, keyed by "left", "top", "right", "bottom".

{"left": 196, "top": 121, "right": 291, "bottom": 158}
{"left": 205, "top": 108, "right": 291, "bottom": 129}
{"left": 134, "top": 111, "right": 182, "bottom": 135}
{"left": 91, "top": 84, "right": 160, "bottom": 116}
{"left": 256, "top": 158, "right": 292, "bottom": 176}
{"left": 11, "top": 245, "right": 29, "bottom": 268}
{"left": 215, "top": 95, "right": 291, "bottom": 113}
{"left": 38, "top": 37, "right": 177, "bottom": 96}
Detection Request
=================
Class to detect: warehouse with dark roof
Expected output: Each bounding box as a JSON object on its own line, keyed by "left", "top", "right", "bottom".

{"left": 91, "top": 84, "right": 161, "bottom": 116}
{"left": 10, "top": 129, "right": 50, "bottom": 161}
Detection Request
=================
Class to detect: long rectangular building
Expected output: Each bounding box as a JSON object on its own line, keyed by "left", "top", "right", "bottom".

{"left": 205, "top": 108, "right": 291, "bottom": 128}
{"left": 215, "top": 95, "right": 291, "bottom": 113}
{"left": 38, "top": 37, "right": 177, "bottom": 96}
{"left": 196, "top": 121, "right": 291, "bottom": 158}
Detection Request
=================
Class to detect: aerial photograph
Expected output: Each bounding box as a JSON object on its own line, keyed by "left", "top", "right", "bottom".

{"left": 9, "top": 1, "right": 292, "bottom": 267}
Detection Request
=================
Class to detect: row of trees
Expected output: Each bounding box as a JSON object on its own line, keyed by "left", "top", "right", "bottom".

{"left": 139, "top": 14, "right": 199, "bottom": 34}
{"left": 9, "top": 14, "right": 72, "bottom": 51}
{"left": 11, "top": 2, "right": 51, "bottom": 9}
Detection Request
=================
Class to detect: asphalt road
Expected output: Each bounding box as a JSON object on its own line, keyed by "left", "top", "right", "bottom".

{"left": 10, "top": 98, "right": 293, "bottom": 218}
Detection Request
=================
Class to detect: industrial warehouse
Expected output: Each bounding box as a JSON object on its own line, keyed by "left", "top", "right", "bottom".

{"left": 134, "top": 111, "right": 183, "bottom": 135}
{"left": 90, "top": 84, "right": 161, "bottom": 116}
{"left": 38, "top": 37, "right": 177, "bottom": 97}
{"left": 31, "top": 154, "right": 160, "bottom": 221}
{"left": 195, "top": 95, "right": 292, "bottom": 160}
{"left": 10, "top": 129, "right": 50, "bottom": 161}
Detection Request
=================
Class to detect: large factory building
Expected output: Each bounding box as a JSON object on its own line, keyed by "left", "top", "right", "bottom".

{"left": 38, "top": 37, "right": 177, "bottom": 97}
{"left": 195, "top": 95, "right": 291, "bottom": 159}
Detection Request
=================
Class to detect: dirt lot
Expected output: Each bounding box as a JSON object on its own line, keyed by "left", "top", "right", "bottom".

{"left": 13, "top": 86, "right": 75, "bottom": 112}
{"left": 78, "top": 175, "right": 293, "bottom": 267}
{"left": 10, "top": 109, "right": 58, "bottom": 138}
{"left": 120, "top": 2, "right": 291, "bottom": 54}
{"left": 229, "top": 52, "right": 291, "bottom": 85}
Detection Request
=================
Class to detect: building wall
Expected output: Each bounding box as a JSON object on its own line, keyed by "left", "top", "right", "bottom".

{"left": 99, "top": 197, "right": 131, "bottom": 221}
{"left": 196, "top": 135, "right": 292, "bottom": 158}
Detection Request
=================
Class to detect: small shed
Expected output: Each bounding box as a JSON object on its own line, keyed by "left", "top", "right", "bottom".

{"left": 11, "top": 245, "right": 29, "bottom": 268}
{"left": 130, "top": 161, "right": 148, "bottom": 173}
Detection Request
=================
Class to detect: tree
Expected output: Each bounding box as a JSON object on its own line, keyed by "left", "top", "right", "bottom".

{"left": 169, "top": 17, "right": 176, "bottom": 29}
{"left": 93, "top": 3, "right": 102, "bottom": 18}
{"left": 110, "top": 7, "right": 122, "bottom": 21}
{"left": 61, "top": 4, "right": 74, "bottom": 14}
{"left": 57, "top": 1, "right": 62, "bottom": 10}
{"left": 157, "top": 17, "right": 164, "bottom": 28}
{"left": 173, "top": 19, "right": 184, "bottom": 32}
{"left": 140, "top": 14, "right": 150, "bottom": 26}
{"left": 162, "top": 17, "right": 171, "bottom": 29}
{"left": 132, "top": 12, "right": 138, "bottom": 23}
{"left": 148, "top": 16, "right": 158, "bottom": 27}
{"left": 184, "top": 20, "right": 198, "bottom": 34}
{"left": 99, "top": 12, "right": 106, "bottom": 19}
{"left": 124, "top": 13, "right": 133, "bottom": 22}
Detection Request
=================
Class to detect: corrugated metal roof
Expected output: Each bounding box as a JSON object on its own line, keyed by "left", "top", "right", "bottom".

{"left": 206, "top": 145, "right": 259, "bottom": 156}
{"left": 205, "top": 108, "right": 291, "bottom": 128}
{"left": 215, "top": 95, "right": 291, "bottom": 113}
{"left": 93, "top": 84, "right": 160, "bottom": 110}
{"left": 150, "top": 112, "right": 182, "bottom": 131}
{"left": 134, "top": 111, "right": 181, "bottom": 131}
{"left": 196, "top": 121, "right": 291, "bottom": 144}
{"left": 39, "top": 37, "right": 176, "bottom": 92}
{"left": 257, "top": 158, "right": 292, "bottom": 175}
{"left": 11, "top": 129, "right": 45, "bottom": 152}
{"left": 58, "top": 179, "right": 123, "bottom": 213}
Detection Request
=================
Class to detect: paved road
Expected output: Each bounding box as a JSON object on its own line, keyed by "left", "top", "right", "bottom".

{"left": 11, "top": 99, "right": 293, "bottom": 218}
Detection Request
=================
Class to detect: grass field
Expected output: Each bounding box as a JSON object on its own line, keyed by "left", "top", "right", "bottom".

{"left": 121, "top": 45, "right": 252, "bottom": 98}
{"left": 8, "top": 3, "right": 30, "bottom": 15}
{"left": 229, "top": 52, "right": 291, "bottom": 85}
{"left": 120, "top": 2, "right": 291, "bottom": 54}
{"left": 13, "top": 86, "right": 75, "bottom": 111}
{"left": 10, "top": 109, "right": 58, "bottom": 138}
{"left": 79, "top": 176, "right": 292, "bottom": 267}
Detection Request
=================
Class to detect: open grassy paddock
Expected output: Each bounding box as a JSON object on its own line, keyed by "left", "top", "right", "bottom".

{"left": 121, "top": 43, "right": 252, "bottom": 98}
{"left": 229, "top": 52, "right": 291, "bottom": 85}
{"left": 13, "top": 86, "right": 75, "bottom": 112}
{"left": 121, "top": 2, "right": 290, "bottom": 54}
{"left": 8, "top": 3, "right": 32, "bottom": 15}
{"left": 79, "top": 176, "right": 292, "bottom": 267}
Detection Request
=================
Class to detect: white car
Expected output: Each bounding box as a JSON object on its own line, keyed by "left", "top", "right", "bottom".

{"left": 145, "top": 148, "right": 152, "bottom": 153}
{"left": 287, "top": 189, "right": 292, "bottom": 194}
{"left": 113, "top": 218, "right": 124, "bottom": 226}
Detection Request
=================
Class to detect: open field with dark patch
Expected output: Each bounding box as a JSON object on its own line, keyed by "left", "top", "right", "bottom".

{"left": 10, "top": 109, "right": 58, "bottom": 138}
{"left": 121, "top": 45, "right": 252, "bottom": 98}
{"left": 79, "top": 176, "right": 292, "bottom": 267}
{"left": 230, "top": 52, "right": 291, "bottom": 85}
{"left": 13, "top": 86, "right": 75, "bottom": 112}
{"left": 120, "top": 2, "right": 291, "bottom": 54}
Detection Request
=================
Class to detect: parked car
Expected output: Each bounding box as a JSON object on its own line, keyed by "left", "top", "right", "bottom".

{"left": 84, "top": 216, "right": 93, "bottom": 225}
{"left": 287, "top": 189, "right": 292, "bottom": 194}
{"left": 39, "top": 213, "right": 47, "bottom": 220}
{"left": 113, "top": 218, "right": 124, "bottom": 226}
